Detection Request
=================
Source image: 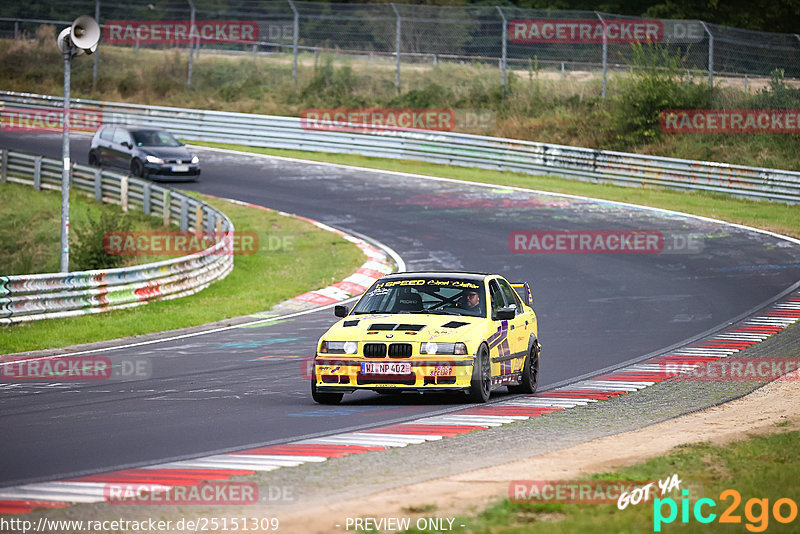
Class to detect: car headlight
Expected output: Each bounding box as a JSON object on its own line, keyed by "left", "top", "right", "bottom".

{"left": 421, "top": 342, "right": 467, "bottom": 355}
{"left": 191, "top": 155, "right": 199, "bottom": 164}
{"left": 320, "top": 341, "right": 358, "bottom": 355}
{"left": 145, "top": 155, "right": 164, "bottom": 164}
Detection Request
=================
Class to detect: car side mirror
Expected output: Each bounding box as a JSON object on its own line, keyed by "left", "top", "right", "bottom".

{"left": 121, "top": 141, "right": 131, "bottom": 149}
{"left": 495, "top": 306, "right": 516, "bottom": 321}
{"left": 334, "top": 305, "right": 349, "bottom": 318}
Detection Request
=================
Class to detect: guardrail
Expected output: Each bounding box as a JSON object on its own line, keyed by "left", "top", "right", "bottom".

{"left": 0, "top": 149, "right": 234, "bottom": 324}
{"left": 2, "top": 91, "right": 799, "bottom": 204}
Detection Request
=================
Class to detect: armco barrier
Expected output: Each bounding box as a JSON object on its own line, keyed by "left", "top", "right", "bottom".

{"left": 0, "top": 149, "right": 234, "bottom": 324}
{"left": 3, "top": 92, "right": 800, "bottom": 202}
{"left": 2, "top": 91, "right": 800, "bottom": 203}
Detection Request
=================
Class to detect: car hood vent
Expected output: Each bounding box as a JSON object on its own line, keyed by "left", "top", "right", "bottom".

{"left": 343, "top": 320, "right": 359, "bottom": 327}
{"left": 396, "top": 324, "right": 425, "bottom": 331}
{"left": 368, "top": 323, "right": 396, "bottom": 331}
{"left": 368, "top": 323, "right": 425, "bottom": 331}
{"left": 442, "top": 321, "right": 469, "bottom": 328}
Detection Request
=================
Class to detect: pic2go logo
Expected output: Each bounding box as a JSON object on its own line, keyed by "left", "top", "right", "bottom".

{"left": 654, "top": 489, "right": 798, "bottom": 532}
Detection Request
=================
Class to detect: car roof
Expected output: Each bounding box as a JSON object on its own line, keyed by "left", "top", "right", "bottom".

{"left": 101, "top": 126, "right": 168, "bottom": 133}
{"left": 379, "top": 271, "right": 493, "bottom": 282}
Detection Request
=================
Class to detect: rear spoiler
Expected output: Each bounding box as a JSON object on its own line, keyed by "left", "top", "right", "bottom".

{"left": 511, "top": 282, "right": 533, "bottom": 306}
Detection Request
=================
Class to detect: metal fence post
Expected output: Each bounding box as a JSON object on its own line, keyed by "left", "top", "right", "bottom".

{"left": 33, "top": 156, "right": 42, "bottom": 190}
{"left": 120, "top": 175, "right": 129, "bottom": 212}
{"left": 92, "top": 0, "right": 100, "bottom": 89}
{"left": 288, "top": 0, "right": 299, "bottom": 84}
{"left": 187, "top": 0, "right": 196, "bottom": 87}
{"left": 180, "top": 197, "right": 188, "bottom": 231}
{"left": 94, "top": 168, "right": 102, "bottom": 200}
{"left": 163, "top": 189, "right": 171, "bottom": 226}
{"left": 14, "top": 21, "right": 19, "bottom": 40}
{"left": 391, "top": 3, "right": 401, "bottom": 93}
{"left": 496, "top": 6, "right": 507, "bottom": 93}
{"left": 701, "top": 22, "right": 714, "bottom": 105}
{"left": 1, "top": 149, "right": 7, "bottom": 184}
{"left": 194, "top": 204, "right": 203, "bottom": 233}
{"left": 143, "top": 182, "right": 151, "bottom": 215}
{"left": 596, "top": 12, "right": 607, "bottom": 98}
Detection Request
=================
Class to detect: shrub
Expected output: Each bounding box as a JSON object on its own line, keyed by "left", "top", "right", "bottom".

{"left": 71, "top": 210, "right": 132, "bottom": 271}
{"left": 611, "top": 44, "right": 707, "bottom": 146}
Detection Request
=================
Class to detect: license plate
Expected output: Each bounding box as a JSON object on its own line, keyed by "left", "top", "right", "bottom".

{"left": 361, "top": 362, "right": 412, "bottom": 375}
{"left": 171, "top": 165, "right": 189, "bottom": 172}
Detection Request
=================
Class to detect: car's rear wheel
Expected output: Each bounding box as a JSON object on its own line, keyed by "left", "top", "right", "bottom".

{"left": 508, "top": 341, "right": 539, "bottom": 394}
{"left": 467, "top": 343, "right": 491, "bottom": 403}
{"left": 88, "top": 151, "right": 100, "bottom": 167}
{"left": 311, "top": 370, "right": 343, "bottom": 405}
{"left": 131, "top": 159, "right": 146, "bottom": 178}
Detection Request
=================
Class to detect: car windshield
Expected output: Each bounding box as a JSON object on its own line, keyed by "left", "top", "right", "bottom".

{"left": 131, "top": 130, "right": 182, "bottom": 147}
{"left": 352, "top": 277, "right": 486, "bottom": 317}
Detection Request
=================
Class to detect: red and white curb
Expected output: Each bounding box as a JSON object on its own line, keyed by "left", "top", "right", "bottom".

{"left": 1, "top": 291, "right": 798, "bottom": 515}
{"left": 291, "top": 216, "right": 394, "bottom": 306}
{"left": 216, "top": 199, "right": 395, "bottom": 308}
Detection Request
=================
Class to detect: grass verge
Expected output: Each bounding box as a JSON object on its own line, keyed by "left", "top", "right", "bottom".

{"left": 0, "top": 182, "right": 171, "bottom": 275}
{"left": 408, "top": 427, "right": 799, "bottom": 533}
{"left": 0, "top": 191, "right": 366, "bottom": 354}
{"left": 192, "top": 142, "right": 800, "bottom": 240}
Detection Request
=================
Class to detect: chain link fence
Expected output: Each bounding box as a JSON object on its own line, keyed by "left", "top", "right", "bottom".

{"left": 1, "top": 1, "right": 800, "bottom": 94}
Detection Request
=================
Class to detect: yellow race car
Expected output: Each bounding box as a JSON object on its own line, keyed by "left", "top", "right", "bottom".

{"left": 311, "top": 272, "right": 540, "bottom": 404}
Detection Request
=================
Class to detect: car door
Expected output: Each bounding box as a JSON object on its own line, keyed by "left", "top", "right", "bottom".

{"left": 111, "top": 128, "right": 133, "bottom": 169}
{"left": 497, "top": 278, "right": 529, "bottom": 373}
{"left": 487, "top": 279, "right": 516, "bottom": 378}
{"left": 97, "top": 126, "right": 115, "bottom": 166}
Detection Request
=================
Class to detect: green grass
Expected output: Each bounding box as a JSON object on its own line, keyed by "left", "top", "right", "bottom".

{"left": 193, "top": 142, "right": 800, "bottom": 240}
{"left": 0, "top": 182, "right": 170, "bottom": 275}
{"left": 405, "top": 428, "right": 800, "bottom": 533}
{"left": 0, "top": 192, "right": 366, "bottom": 354}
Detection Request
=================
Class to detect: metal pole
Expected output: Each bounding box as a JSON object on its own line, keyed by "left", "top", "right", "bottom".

{"left": 288, "top": 0, "right": 299, "bottom": 84}
{"left": 391, "top": 3, "right": 401, "bottom": 93}
{"left": 701, "top": 22, "right": 713, "bottom": 104}
{"left": 496, "top": 6, "right": 507, "bottom": 92}
{"left": 60, "top": 49, "right": 72, "bottom": 272}
{"left": 14, "top": 20, "right": 19, "bottom": 40}
{"left": 596, "top": 12, "right": 607, "bottom": 98}
{"left": 92, "top": 0, "right": 100, "bottom": 89}
{"left": 187, "top": 0, "right": 195, "bottom": 87}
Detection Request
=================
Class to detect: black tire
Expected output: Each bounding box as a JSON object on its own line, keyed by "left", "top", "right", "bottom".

{"left": 88, "top": 151, "right": 100, "bottom": 167}
{"left": 130, "top": 159, "right": 146, "bottom": 178}
{"left": 467, "top": 343, "right": 491, "bottom": 403}
{"left": 508, "top": 342, "right": 540, "bottom": 394}
{"left": 311, "top": 370, "right": 343, "bottom": 405}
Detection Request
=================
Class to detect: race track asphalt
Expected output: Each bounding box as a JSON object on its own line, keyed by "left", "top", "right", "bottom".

{"left": 2, "top": 132, "right": 799, "bottom": 487}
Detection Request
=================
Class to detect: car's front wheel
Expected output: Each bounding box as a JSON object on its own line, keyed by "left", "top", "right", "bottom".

{"left": 130, "top": 158, "right": 147, "bottom": 178}
{"left": 467, "top": 343, "right": 491, "bottom": 403}
{"left": 311, "top": 370, "right": 343, "bottom": 405}
{"left": 508, "top": 341, "right": 539, "bottom": 394}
